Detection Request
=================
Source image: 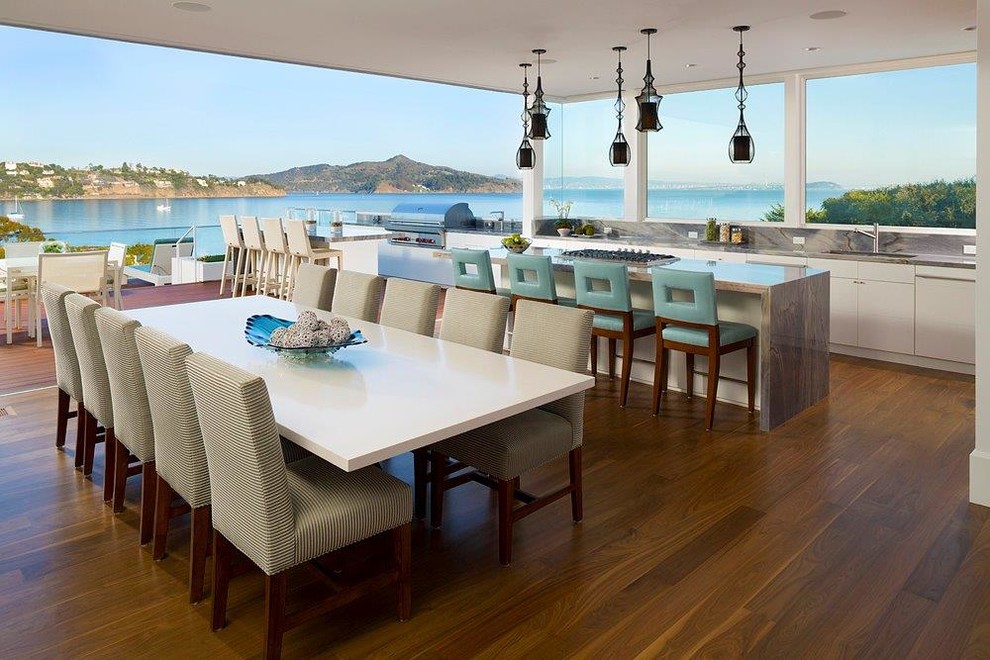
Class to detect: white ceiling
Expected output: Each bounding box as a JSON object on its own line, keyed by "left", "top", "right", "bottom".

{"left": 0, "top": 0, "right": 977, "bottom": 99}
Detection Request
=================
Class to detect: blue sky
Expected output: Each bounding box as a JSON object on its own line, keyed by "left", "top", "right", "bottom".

{"left": 0, "top": 26, "right": 976, "bottom": 188}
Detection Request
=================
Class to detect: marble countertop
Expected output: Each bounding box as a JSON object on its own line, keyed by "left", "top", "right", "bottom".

{"left": 483, "top": 247, "right": 825, "bottom": 294}
{"left": 533, "top": 232, "right": 975, "bottom": 269}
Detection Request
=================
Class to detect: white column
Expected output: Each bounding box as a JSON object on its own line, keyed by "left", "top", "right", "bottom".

{"left": 623, "top": 91, "right": 647, "bottom": 222}
{"left": 972, "top": 0, "right": 990, "bottom": 506}
{"left": 521, "top": 138, "right": 544, "bottom": 236}
{"left": 783, "top": 73, "right": 806, "bottom": 226}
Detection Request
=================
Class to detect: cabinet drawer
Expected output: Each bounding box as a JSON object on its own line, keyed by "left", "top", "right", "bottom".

{"left": 807, "top": 258, "right": 858, "bottom": 279}
{"left": 915, "top": 265, "right": 976, "bottom": 282}
{"left": 858, "top": 261, "right": 915, "bottom": 283}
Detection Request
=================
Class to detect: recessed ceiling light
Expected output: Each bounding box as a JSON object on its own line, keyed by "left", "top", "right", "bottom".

{"left": 805, "top": 46, "right": 821, "bottom": 52}
{"left": 685, "top": 63, "right": 698, "bottom": 68}
{"left": 172, "top": 2, "right": 211, "bottom": 12}
{"left": 963, "top": 25, "right": 978, "bottom": 31}
{"left": 810, "top": 10, "right": 847, "bottom": 20}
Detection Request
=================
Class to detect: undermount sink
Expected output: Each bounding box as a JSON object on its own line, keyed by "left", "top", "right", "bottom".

{"left": 825, "top": 250, "right": 916, "bottom": 258}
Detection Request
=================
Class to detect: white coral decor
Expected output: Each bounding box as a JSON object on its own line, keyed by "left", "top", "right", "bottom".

{"left": 269, "top": 313, "right": 352, "bottom": 348}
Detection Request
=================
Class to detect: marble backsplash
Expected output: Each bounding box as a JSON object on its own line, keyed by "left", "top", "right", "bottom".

{"left": 534, "top": 218, "right": 975, "bottom": 257}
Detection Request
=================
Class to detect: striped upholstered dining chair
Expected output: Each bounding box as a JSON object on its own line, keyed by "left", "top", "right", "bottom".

{"left": 94, "top": 307, "right": 157, "bottom": 545}
{"left": 330, "top": 270, "right": 386, "bottom": 322}
{"left": 290, "top": 263, "right": 336, "bottom": 311}
{"left": 186, "top": 352, "right": 413, "bottom": 659}
{"left": 410, "top": 286, "right": 512, "bottom": 519}
{"left": 430, "top": 300, "right": 593, "bottom": 566}
{"left": 39, "top": 284, "right": 85, "bottom": 456}
{"left": 379, "top": 278, "right": 441, "bottom": 337}
{"left": 63, "top": 293, "right": 113, "bottom": 498}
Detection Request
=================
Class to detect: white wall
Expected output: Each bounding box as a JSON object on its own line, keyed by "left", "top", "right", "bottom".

{"left": 971, "top": 0, "right": 990, "bottom": 506}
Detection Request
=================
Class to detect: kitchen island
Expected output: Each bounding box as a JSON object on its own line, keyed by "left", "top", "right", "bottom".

{"left": 312, "top": 225, "right": 392, "bottom": 274}
{"left": 438, "top": 246, "right": 829, "bottom": 431}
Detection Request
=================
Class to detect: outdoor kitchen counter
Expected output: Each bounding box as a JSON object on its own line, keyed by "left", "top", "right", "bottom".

{"left": 310, "top": 226, "right": 392, "bottom": 274}
{"left": 437, "top": 247, "right": 830, "bottom": 431}
{"left": 312, "top": 226, "right": 393, "bottom": 242}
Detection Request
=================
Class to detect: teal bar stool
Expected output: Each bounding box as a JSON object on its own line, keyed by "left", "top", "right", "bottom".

{"left": 652, "top": 269, "right": 757, "bottom": 431}
{"left": 451, "top": 248, "right": 509, "bottom": 296}
{"left": 506, "top": 253, "right": 575, "bottom": 307}
{"left": 573, "top": 260, "right": 655, "bottom": 407}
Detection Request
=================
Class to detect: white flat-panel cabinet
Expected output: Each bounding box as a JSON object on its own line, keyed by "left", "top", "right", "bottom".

{"left": 829, "top": 276, "right": 859, "bottom": 346}
{"left": 857, "top": 280, "right": 915, "bottom": 354}
{"left": 915, "top": 267, "right": 976, "bottom": 363}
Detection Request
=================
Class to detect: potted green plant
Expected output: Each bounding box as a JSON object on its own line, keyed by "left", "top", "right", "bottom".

{"left": 42, "top": 241, "right": 67, "bottom": 254}
{"left": 555, "top": 218, "right": 573, "bottom": 236}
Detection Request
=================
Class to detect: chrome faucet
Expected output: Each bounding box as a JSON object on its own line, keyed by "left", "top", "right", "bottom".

{"left": 854, "top": 222, "right": 881, "bottom": 253}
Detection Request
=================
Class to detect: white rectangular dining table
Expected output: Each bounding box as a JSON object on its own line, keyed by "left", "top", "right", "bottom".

{"left": 127, "top": 295, "right": 595, "bottom": 471}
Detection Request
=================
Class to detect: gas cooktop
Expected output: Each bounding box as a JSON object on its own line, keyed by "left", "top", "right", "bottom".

{"left": 561, "top": 248, "right": 679, "bottom": 266}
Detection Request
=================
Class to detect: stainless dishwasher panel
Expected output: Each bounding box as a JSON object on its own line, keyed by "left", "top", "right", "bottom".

{"left": 378, "top": 243, "right": 454, "bottom": 286}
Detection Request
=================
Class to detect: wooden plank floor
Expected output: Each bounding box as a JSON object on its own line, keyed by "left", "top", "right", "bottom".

{"left": 0, "top": 282, "right": 985, "bottom": 657}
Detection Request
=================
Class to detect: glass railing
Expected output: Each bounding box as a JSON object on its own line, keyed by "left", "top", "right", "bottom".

{"left": 42, "top": 224, "right": 225, "bottom": 264}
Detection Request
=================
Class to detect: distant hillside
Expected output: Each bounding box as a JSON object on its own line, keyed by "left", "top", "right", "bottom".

{"left": 256, "top": 155, "right": 521, "bottom": 194}
{"left": 0, "top": 161, "right": 283, "bottom": 200}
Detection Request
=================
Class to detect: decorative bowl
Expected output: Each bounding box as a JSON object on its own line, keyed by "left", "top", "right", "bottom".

{"left": 244, "top": 314, "right": 366, "bottom": 358}
{"left": 501, "top": 236, "right": 531, "bottom": 253}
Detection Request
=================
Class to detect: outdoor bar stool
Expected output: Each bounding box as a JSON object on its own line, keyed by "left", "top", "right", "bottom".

{"left": 39, "top": 284, "right": 85, "bottom": 455}
{"left": 186, "top": 352, "right": 412, "bottom": 659}
{"left": 412, "top": 287, "right": 510, "bottom": 518}
{"left": 506, "top": 253, "right": 574, "bottom": 307}
{"left": 218, "top": 214, "right": 245, "bottom": 297}
{"left": 285, "top": 219, "right": 343, "bottom": 297}
{"left": 430, "top": 300, "right": 593, "bottom": 565}
{"left": 652, "top": 269, "right": 757, "bottom": 431}
{"left": 64, "top": 293, "right": 114, "bottom": 496}
{"left": 291, "top": 263, "right": 337, "bottom": 311}
{"left": 260, "top": 217, "right": 291, "bottom": 299}
{"left": 380, "top": 278, "right": 441, "bottom": 337}
{"left": 239, "top": 216, "right": 267, "bottom": 297}
{"left": 95, "top": 306, "right": 157, "bottom": 544}
{"left": 331, "top": 270, "right": 385, "bottom": 323}
{"left": 573, "top": 260, "right": 656, "bottom": 408}
{"left": 450, "top": 248, "right": 509, "bottom": 297}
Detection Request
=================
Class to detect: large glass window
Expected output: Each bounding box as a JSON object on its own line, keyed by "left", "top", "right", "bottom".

{"left": 542, "top": 99, "right": 624, "bottom": 221}
{"left": 646, "top": 82, "right": 785, "bottom": 222}
{"left": 806, "top": 64, "right": 976, "bottom": 228}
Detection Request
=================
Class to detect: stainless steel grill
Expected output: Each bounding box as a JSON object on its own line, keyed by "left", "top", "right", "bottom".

{"left": 384, "top": 202, "right": 475, "bottom": 249}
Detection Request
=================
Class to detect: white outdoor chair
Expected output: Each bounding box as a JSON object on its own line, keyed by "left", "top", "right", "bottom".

{"left": 1, "top": 241, "right": 41, "bottom": 343}
{"left": 218, "top": 214, "right": 244, "bottom": 297}
{"left": 106, "top": 241, "right": 127, "bottom": 310}
{"left": 35, "top": 251, "right": 109, "bottom": 346}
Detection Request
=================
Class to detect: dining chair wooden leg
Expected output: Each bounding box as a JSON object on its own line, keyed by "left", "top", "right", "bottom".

{"left": 619, "top": 330, "right": 633, "bottom": 408}
{"left": 189, "top": 505, "right": 211, "bottom": 603}
{"left": 56, "top": 388, "right": 70, "bottom": 448}
{"left": 139, "top": 462, "right": 157, "bottom": 545}
{"left": 652, "top": 340, "right": 665, "bottom": 416}
{"left": 75, "top": 407, "right": 88, "bottom": 469}
{"left": 264, "top": 572, "right": 288, "bottom": 660}
{"left": 685, "top": 353, "right": 695, "bottom": 398}
{"left": 412, "top": 448, "right": 428, "bottom": 519}
{"left": 430, "top": 451, "right": 448, "bottom": 529}
{"left": 497, "top": 479, "right": 514, "bottom": 566}
{"left": 393, "top": 523, "right": 412, "bottom": 621}
{"left": 746, "top": 340, "right": 757, "bottom": 413}
{"left": 705, "top": 349, "right": 720, "bottom": 431}
{"left": 569, "top": 446, "right": 583, "bottom": 522}
{"left": 212, "top": 531, "right": 233, "bottom": 631}
{"left": 103, "top": 428, "right": 117, "bottom": 502}
{"left": 607, "top": 338, "right": 617, "bottom": 380}
{"left": 111, "top": 435, "right": 128, "bottom": 512}
{"left": 152, "top": 473, "right": 174, "bottom": 561}
{"left": 590, "top": 336, "right": 598, "bottom": 377}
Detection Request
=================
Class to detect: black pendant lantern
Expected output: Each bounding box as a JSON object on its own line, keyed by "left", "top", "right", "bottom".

{"left": 635, "top": 28, "right": 662, "bottom": 132}
{"left": 528, "top": 49, "right": 551, "bottom": 140}
{"left": 609, "top": 46, "right": 629, "bottom": 167}
{"left": 729, "top": 25, "right": 755, "bottom": 163}
{"left": 516, "top": 63, "right": 535, "bottom": 170}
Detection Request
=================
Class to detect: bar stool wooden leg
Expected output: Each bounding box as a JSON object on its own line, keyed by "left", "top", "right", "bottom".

{"left": 685, "top": 353, "right": 695, "bottom": 398}
{"left": 590, "top": 336, "right": 598, "bottom": 377}
{"left": 218, "top": 245, "right": 231, "bottom": 297}
{"left": 705, "top": 349, "right": 720, "bottom": 431}
{"left": 607, "top": 338, "right": 617, "bottom": 380}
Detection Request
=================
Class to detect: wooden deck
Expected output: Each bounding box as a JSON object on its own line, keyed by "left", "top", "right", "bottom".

{"left": 0, "top": 281, "right": 984, "bottom": 657}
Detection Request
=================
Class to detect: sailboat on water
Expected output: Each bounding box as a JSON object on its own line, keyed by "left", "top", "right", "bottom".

{"left": 156, "top": 199, "right": 172, "bottom": 212}
{"left": 7, "top": 196, "right": 24, "bottom": 221}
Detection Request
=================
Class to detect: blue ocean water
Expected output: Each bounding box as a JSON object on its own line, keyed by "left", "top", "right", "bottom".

{"left": 3, "top": 188, "right": 840, "bottom": 255}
